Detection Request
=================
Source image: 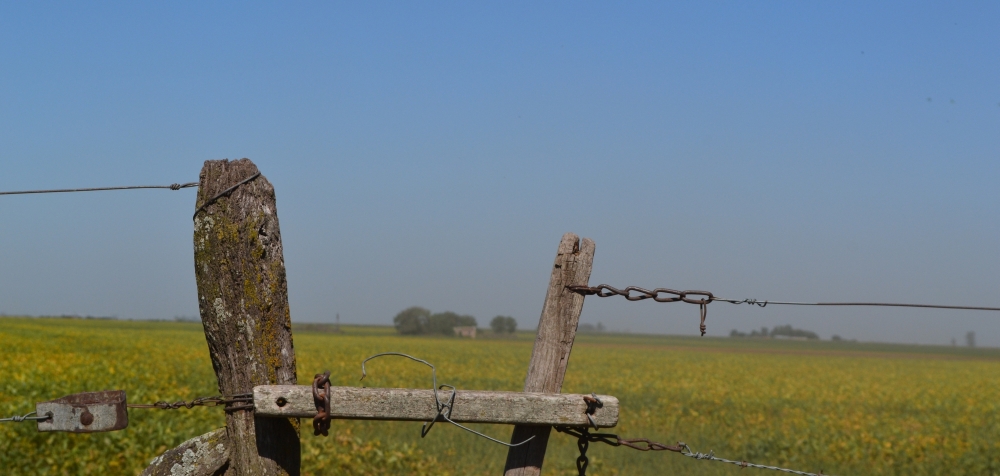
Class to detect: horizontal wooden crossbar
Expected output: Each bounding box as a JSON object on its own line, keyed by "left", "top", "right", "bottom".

{"left": 253, "top": 386, "right": 619, "bottom": 427}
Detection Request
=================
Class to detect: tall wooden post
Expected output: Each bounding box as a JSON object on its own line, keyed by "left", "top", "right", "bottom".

{"left": 193, "top": 159, "right": 299, "bottom": 475}
{"left": 504, "top": 233, "right": 595, "bottom": 476}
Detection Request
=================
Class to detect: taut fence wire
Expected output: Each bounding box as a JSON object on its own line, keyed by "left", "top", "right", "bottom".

{"left": 569, "top": 284, "right": 1000, "bottom": 335}
{"left": 0, "top": 182, "right": 199, "bottom": 195}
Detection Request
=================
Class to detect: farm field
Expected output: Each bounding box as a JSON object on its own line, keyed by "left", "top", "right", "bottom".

{"left": 2, "top": 317, "right": 999, "bottom": 475}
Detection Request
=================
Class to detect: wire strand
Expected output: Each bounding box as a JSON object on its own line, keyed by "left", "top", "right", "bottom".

{"left": 0, "top": 411, "right": 52, "bottom": 423}
{"left": 0, "top": 182, "right": 198, "bottom": 195}
{"left": 679, "top": 444, "right": 828, "bottom": 476}
{"left": 192, "top": 172, "right": 260, "bottom": 219}
{"left": 713, "top": 298, "right": 1000, "bottom": 312}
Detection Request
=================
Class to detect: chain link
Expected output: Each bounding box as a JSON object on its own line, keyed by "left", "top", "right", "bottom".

{"left": 312, "top": 371, "right": 332, "bottom": 436}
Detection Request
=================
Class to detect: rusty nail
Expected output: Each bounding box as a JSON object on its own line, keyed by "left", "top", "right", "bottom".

{"left": 276, "top": 397, "right": 287, "bottom": 407}
{"left": 80, "top": 409, "right": 94, "bottom": 426}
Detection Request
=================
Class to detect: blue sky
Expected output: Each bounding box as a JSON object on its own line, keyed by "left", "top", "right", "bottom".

{"left": 1, "top": 2, "right": 997, "bottom": 345}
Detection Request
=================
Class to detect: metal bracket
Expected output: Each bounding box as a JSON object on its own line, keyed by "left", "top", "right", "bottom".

{"left": 36, "top": 390, "right": 128, "bottom": 433}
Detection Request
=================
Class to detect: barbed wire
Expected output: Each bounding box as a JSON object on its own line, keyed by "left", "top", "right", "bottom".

{"left": 715, "top": 297, "right": 1000, "bottom": 312}
{"left": 127, "top": 394, "right": 253, "bottom": 412}
{"left": 554, "top": 426, "right": 829, "bottom": 476}
{"left": 0, "top": 182, "right": 198, "bottom": 196}
{"left": 568, "top": 284, "right": 1000, "bottom": 335}
{"left": 357, "top": 352, "right": 534, "bottom": 447}
{"left": 678, "top": 443, "right": 827, "bottom": 475}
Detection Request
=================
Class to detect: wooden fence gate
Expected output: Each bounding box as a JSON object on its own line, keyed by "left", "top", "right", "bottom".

{"left": 142, "top": 159, "right": 605, "bottom": 476}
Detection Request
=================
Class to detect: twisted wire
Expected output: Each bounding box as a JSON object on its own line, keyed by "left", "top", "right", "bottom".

{"left": 0, "top": 411, "right": 52, "bottom": 423}
{"left": 715, "top": 297, "right": 1000, "bottom": 312}
{"left": 0, "top": 182, "right": 198, "bottom": 195}
{"left": 570, "top": 284, "right": 1000, "bottom": 335}
{"left": 192, "top": 172, "right": 260, "bottom": 219}
{"left": 127, "top": 394, "right": 253, "bottom": 412}
{"left": 679, "top": 443, "right": 828, "bottom": 475}
{"left": 360, "top": 352, "right": 534, "bottom": 448}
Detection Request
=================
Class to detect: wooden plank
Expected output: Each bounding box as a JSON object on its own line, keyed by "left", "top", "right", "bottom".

{"left": 254, "top": 385, "right": 618, "bottom": 427}
{"left": 140, "top": 428, "right": 229, "bottom": 476}
{"left": 504, "top": 233, "right": 596, "bottom": 476}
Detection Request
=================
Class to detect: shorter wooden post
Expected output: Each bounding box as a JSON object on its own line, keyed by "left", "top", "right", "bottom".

{"left": 504, "top": 233, "right": 595, "bottom": 476}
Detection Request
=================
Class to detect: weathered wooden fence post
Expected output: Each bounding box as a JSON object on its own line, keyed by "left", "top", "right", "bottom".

{"left": 143, "top": 159, "right": 300, "bottom": 476}
{"left": 504, "top": 233, "right": 595, "bottom": 476}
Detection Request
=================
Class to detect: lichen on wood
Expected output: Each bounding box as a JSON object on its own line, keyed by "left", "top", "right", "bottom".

{"left": 140, "top": 428, "right": 229, "bottom": 476}
{"left": 190, "top": 159, "right": 300, "bottom": 475}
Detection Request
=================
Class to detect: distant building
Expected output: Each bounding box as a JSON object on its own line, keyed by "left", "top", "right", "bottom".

{"left": 453, "top": 326, "right": 477, "bottom": 338}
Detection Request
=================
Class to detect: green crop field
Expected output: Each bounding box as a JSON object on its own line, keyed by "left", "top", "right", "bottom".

{"left": 2, "top": 317, "right": 999, "bottom": 475}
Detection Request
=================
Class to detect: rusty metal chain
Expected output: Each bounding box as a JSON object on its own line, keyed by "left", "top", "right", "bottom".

{"left": 127, "top": 394, "right": 253, "bottom": 412}
{"left": 554, "top": 426, "right": 683, "bottom": 476}
{"left": 554, "top": 426, "right": 828, "bottom": 476}
{"left": 555, "top": 426, "right": 683, "bottom": 452}
{"left": 312, "top": 371, "right": 332, "bottom": 436}
{"left": 573, "top": 427, "right": 590, "bottom": 476}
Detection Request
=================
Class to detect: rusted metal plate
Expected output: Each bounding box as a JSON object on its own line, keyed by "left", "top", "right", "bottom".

{"left": 36, "top": 390, "right": 128, "bottom": 433}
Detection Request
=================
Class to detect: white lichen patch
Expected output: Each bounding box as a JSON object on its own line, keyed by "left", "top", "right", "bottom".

{"left": 168, "top": 431, "right": 227, "bottom": 476}
{"left": 193, "top": 216, "right": 215, "bottom": 233}
{"left": 193, "top": 217, "right": 215, "bottom": 251}
{"left": 213, "top": 298, "right": 231, "bottom": 324}
{"left": 141, "top": 428, "right": 228, "bottom": 476}
{"left": 244, "top": 315, "right": 255, "bottom": 338}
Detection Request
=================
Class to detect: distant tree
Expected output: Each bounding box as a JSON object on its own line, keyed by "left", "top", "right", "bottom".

{"left": 831, "top": 334, "right": 842, "bottom": 341}
{"left": 578, "top": 321, "right": 606, "bottom": 333}
{"left": 730, "top": 329, "right": 747, "bottom": 337}
{"left": 490, "top": 315, "right": 517, "bottom": 334}
{"left": 769, "top": 324, "right": 819, "bottom": 340}
{"left": 427, "top": 311, "right": 477, "bottom": 336}
{"left": 393, "top": 307, "right": 430, "bottom": 335}
{"left": 966, "top": 331, "right": 976, "bottom": 348}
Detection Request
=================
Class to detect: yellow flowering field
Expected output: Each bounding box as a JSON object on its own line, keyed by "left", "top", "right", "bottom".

{"left": 2, "top": 317, "right": 999, "bottom": 475}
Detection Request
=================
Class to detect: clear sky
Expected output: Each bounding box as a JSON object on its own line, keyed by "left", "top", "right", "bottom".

{"left": 1, "top": 2, "right": 997, "bottom": 345}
